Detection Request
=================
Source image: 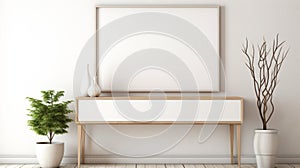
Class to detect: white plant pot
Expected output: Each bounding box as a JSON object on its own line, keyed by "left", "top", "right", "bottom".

{"left": 254, "top": 129, "right": 278, "bottom": 168}
{"left": 36, "top": 142, "right": 64, "bottom": 168}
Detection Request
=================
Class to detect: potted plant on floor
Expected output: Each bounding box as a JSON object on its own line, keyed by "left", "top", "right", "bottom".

{"left": 242, "top": 34, "right": 289, "bottom": 168}
{"left": 27, "top": 90, "right": 73, "bottom": 167}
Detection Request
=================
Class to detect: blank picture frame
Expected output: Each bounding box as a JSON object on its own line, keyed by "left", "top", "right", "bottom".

{"left": 96, "top": 5, "right": 220, "bottom": 92}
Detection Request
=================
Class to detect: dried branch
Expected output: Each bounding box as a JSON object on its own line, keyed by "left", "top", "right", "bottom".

{"left": 242, "top": 34, "right": 289, "bottom": 130}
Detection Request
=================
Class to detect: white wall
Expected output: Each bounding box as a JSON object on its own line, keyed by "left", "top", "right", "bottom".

{"left": 0, "top": 0, "right": 300, "bottom": 163}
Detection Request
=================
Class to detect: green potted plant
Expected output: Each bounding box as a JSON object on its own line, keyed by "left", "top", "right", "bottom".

{"left": 27, "top": 90, "right": 73, "bottom": 167}
{"left": 242, "top": 34, "right": 289, "bottom": 168}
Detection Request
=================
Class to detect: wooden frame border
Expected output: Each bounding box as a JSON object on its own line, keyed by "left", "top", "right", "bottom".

{"left": 96, "top": 5, "right": 220, "bottom": 8}
{"left": 95, "top": 5, "right": 221, "bottom": 93}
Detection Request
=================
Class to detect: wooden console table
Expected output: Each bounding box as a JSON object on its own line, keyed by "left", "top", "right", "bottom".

{"left": 75, "top": 96, "right": 243, "bottom": 168}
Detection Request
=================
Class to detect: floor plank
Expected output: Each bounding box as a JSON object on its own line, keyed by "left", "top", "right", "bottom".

{"left": 136, "top": 164, "right": 145, "bottom": 168}
{"left": 125, "top": 164, "right": 136, "bottom": 168}
{"left": 79, "top": 164, "right": 110, "bottom": 168}
{"left": 223, "top": 165, "right": 238, "bottom": 168}
{"left": 242, "top": 165, "right": 256, "bottom": 168}
{"left": 240, "top": 164, "right": 256, "bottom": 168}
{"left": 137, "top": 164, "right": 166, "bottom": 168}
{"left": 291, "top": 164, "right": 300, "bottom": 168}
{"left": 115, "top": 164, "right": 126, "bottom": 168}
{"left": 166, "top": 164, "right": 184, "bottom": 168}
{"left": 156, "top": 164, "right": 165, "bottom": 168}
{"left": 20, "top": 164, "right": 40, "bottom": 168}
{"left": 204, "top": 165, "right": 225, "bottom": 168}
{"left": 4, "top": 164, "right": 24, "bottom": 168}
{"left": 145, "top": 164, "right": 160, "bottom": 168}
{"left": 223, "top": 165, "right": 237, "bottom": 168}
{"left": 183, "top": 164, "right": 205, "bottom": 168}
{"left": 223, "top": 164, "right": 256, "bottom": 168}
{"left": 60, "top": 163, "right": 77, "bottom": 168}
{"left": 275, "top": 164, "right": 292, "bottom": 168}
{"left": 146, "top": 165, "right": 157, "bottom": 168}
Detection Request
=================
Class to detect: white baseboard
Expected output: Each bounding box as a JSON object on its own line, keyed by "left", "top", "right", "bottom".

{"left": 1, "top": 155, "right": 300, "bottom": 164}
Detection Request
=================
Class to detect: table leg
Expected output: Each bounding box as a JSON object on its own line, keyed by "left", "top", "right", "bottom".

{"left": 229, "top": 124, "right": 234, "bottom": 164}
{"left": 237, "top": 124, "right": 241, "bottom": 168}
{"left": 81, "top": 125, "right": 85, "bottom": 164}
{"left": 77, "top": 125, "right": 82, "bottom": 168}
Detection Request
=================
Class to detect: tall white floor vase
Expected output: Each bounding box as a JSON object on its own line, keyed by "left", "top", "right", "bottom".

{"left": 254, "top": 129, "right": 278, "bottom": 168}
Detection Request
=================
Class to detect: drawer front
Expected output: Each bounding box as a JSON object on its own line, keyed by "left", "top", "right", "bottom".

{"left": 78, "top": 100, "right": 242, "bottom": 122}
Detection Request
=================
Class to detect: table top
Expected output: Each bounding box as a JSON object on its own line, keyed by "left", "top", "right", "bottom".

{"left": 76, "top": 96, "right": 243, "bottom": 100}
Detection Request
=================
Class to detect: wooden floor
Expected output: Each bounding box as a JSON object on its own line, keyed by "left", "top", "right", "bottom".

{"left": 0, "top": 164, "right": 300, "bottom": 168}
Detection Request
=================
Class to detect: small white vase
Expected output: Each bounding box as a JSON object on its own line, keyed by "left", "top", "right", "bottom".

{"left": 36, "top": 142, "right": 64, "bottom": 167}
{"left": 87, "top": 76, "right": 101, "bottom": 97}
{"left": 254, "top": 129, "right": 278, "bottom": 168}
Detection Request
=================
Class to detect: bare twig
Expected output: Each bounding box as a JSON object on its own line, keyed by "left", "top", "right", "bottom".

{"left": 242, "top": 34, "right": 288, "bottom": 130}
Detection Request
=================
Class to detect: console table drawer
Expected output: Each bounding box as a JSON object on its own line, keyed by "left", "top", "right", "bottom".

{"left": 77, "top": 98, "right": 242, "bottom": 123}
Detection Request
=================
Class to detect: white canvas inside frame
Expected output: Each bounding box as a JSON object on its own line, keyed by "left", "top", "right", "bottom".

{"left": 97, "top": 6, "right": 220, "bottom": 92}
